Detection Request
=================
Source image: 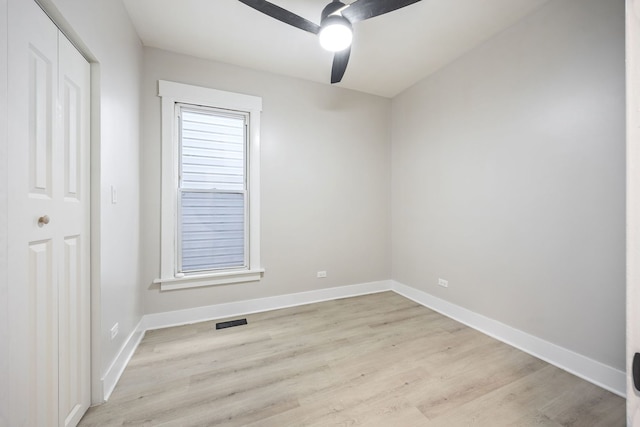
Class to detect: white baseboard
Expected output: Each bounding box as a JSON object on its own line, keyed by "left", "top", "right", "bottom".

{"left": 101, "top": 321, "right": 145, "bottom": 401}
{"left": 391, "top": 280, "right": 626, "bottom": 398}
{"left": 140, "top": 280, "right": 393, "bottom": 332}
{"left": 101, "top": 279, "right": 625, "bottom": 403}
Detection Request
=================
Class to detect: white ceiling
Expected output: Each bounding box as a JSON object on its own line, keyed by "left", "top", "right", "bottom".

{"left": 122, "top": 0, "right": 550, "bottom": 97}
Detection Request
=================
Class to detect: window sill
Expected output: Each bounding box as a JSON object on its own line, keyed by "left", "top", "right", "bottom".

{"left": 154, "top": 268, "right": 265, "bottom": 291}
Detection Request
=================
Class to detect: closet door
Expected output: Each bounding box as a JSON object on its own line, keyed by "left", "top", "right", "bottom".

{"left": 57, "top": 28, "right": 90, "bottom": 427}
{"left": 7, "top": 0, "right": 90, "bottom": 425}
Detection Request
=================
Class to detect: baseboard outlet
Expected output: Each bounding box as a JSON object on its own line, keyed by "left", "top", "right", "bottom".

{"left": 101, "top": 320, "right": 145, "bottom": 401}
{"left": 390, "top": 280, "right": 626, "bottom": 398}
{"left": 140, "top": 280, "right": 393, "bottom": 332}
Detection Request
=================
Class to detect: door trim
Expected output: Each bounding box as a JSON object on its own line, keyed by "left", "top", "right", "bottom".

{"left": 627, "top": 0, "right": 640, "bottom": 423}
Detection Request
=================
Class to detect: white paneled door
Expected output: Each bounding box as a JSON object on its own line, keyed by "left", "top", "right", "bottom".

{"left": 7, "top": 0, "right": 91, "bottom": 426}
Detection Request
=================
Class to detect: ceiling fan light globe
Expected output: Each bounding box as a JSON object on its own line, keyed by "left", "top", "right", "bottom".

{"left": 319, "top": 15, "right": 353, "bottom": 52}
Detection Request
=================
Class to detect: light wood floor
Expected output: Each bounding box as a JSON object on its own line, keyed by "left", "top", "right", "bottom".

{"left": 79, "top": 292, "right": 625, "bottom": 426}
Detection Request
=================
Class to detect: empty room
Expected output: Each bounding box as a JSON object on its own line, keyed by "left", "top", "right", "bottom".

{"left": 2, "top": 0, "right": 638, "bottom": 425}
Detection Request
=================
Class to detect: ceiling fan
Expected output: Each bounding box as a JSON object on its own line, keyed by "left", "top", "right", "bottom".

{"left": 237, "top": 0, "right": 422, "bottom": 84}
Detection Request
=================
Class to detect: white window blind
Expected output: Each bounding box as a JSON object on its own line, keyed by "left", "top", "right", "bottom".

{"left": 178, "top": 106, "right": 248, "bottom": 273}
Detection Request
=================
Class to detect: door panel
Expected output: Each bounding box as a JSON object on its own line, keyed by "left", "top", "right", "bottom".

{"left": 8, "top": 1, "right": 91, "bottom": 426}
{"left": 29, "top": 47, "right": 54, "bottom": 197}
{"left": 60, "top": 235, "right": 85, "bottom": 427}
{"left": 57, "top": 31, "right": 90, "bottom": 427}
{"left": 28, "top": 239, "right": 57, "bottom": 427}
{"left": 63, "top": 79, "right": 80, "bottom": 198}
{"left": 8, "top": 1, "right": 59, "bottom": 424}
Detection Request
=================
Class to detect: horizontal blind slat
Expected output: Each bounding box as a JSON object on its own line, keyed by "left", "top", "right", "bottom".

{"left": 182, "top": 145, "right": 244, "bottom": 159}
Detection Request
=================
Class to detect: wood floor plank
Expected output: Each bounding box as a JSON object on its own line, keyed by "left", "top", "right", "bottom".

{"left": 79, "top": 292, "right": 624, "bottom": 426}
{"left": 538, "top": 378, "right": 626, "bottom": 426}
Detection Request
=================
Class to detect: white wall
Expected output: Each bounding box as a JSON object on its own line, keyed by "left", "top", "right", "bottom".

{"left": 36, "top": 0, "right": 144, "bottom": 400}
{"left": 392, "top": 0, "right": 625, "bottom": 370}
{"left": 0, "top": 0, "right": 8, "bottom": 422}
{"left": 141, "top": 48, "right": 391, "bottom": 314}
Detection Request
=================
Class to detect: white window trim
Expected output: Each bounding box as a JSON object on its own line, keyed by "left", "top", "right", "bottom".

{"left": 154, "top": 80, "right": 263, "bottom": 291}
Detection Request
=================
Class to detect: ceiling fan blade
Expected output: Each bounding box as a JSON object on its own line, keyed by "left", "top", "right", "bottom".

{"left": 341, "top": 0, "right": 422, "bottom": 23}
{"left": 238, "top": 0, "right": 320, "bottom": 34}
{"left": 331, "top": 47, "right": 351, "bottom": 84}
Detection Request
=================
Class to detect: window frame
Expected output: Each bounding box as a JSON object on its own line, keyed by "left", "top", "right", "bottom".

{"left": 155, "top": 80, "right": 263, "bottom": 291}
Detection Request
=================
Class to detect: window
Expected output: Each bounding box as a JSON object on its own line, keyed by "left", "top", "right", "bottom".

{"left": 178, "top": 106, "right": 247, "bottom": 272}
{"left": 155, "top": 81, "right": 263, "bottom": 290}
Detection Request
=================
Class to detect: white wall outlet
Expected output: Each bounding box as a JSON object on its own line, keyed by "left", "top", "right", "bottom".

{"left": 110, "top": 323, "right": 119, "bottom": 340}
{"left": 317, "top": 271, "right": 327, "bottom": 278}
{"left": 111, "top": 185, "right": 118, "bottom": 204}
{"left": 438, "top": 278, "right": 448, "bottom": 288}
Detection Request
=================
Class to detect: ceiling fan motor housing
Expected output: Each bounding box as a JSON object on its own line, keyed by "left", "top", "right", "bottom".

{"left": 321, "top": 1, "right": 347, "bottom": 21}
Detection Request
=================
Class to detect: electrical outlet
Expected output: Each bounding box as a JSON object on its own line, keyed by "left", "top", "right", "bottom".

{"left": 438, "top": 278, "right": 448, "bottom": 288}
{"left": 317, "top": 271, "right": 327, "bottom": 278}
{"left": 110, "top": 323, "right": 119, "bottom": 340}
